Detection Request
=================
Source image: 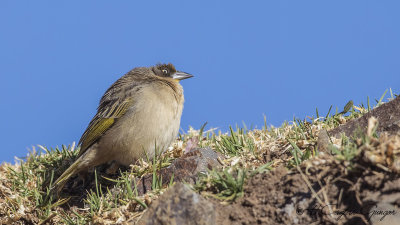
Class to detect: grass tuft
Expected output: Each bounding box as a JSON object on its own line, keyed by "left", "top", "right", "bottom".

{"left": 0, "top": 89, "right": 397, "bottom": 224}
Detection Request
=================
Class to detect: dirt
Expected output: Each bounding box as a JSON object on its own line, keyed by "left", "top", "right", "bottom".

{"left": 208, "top": 97, "right": 400, "bottom": 225}
{"left": 5, "top": 97, "right": 400, "bottom": 224}
{"left": 61, "top": 97, "right": 400, "bottom": 224}
{"left": 214, "top": 146, "right": 400, "bottom": 225}
{"left": 139, "top": 97, "right": 400, "bottom": 225}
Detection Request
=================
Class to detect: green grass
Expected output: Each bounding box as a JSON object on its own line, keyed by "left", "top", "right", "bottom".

{"left": 0, "top": 89, "right": 396, "bottom": 224}
{"left": 194, "top": 167, "right": 246, "bottom": 201}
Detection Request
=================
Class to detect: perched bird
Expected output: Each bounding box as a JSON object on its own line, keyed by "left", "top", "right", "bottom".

{"left": 53, "top": 63, "right": 193, "bottom": 192}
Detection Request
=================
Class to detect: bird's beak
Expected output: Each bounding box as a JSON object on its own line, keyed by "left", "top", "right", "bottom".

{"left": 172, "top": 71, "right": 194, "bottom": 81}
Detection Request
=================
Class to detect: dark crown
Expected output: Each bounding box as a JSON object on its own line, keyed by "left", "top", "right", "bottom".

{"left": 153, "top": 63, "right": 177, "bottom": 78}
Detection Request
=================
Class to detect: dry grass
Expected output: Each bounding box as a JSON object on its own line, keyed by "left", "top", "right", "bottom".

{"left": 1, "top": 90, "right": 398, "bottom": 224}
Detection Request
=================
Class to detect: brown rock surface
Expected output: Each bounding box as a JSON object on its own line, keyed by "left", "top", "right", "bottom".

{"left": 317, "top": 129, "right": 330, "bottom": 153}
{"left": 329, "top": 96, "right": 400, "bottom": 138}
{"left": 136, "top": 183, "right": 216, "bottom": 225}
{"left": 135, "top": 148, "right": 222, "bottom": 195}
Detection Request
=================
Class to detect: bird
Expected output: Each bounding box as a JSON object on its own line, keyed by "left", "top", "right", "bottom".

{"left": 53, "top": 63, "right": 193, "bottom": 192}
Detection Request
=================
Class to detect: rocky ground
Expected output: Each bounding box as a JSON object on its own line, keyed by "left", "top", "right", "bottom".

{"left": 139, "top": 96, "right": 400, "bottom": 225}
{"left": 1, "top": 95, "right": 400, "bottom": 225}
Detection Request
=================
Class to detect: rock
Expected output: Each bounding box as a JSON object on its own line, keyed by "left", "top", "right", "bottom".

{"left": 329, "top": 96, "right": 400, "bottom": 138}
{"left": 135, "top": 148, "right": 222, "bottom": 195}
{"left": 316, "top": 129, "right": 330, "bottom": 153}
{"left": 136, "top": 183, "right": 216, "bottom": 225}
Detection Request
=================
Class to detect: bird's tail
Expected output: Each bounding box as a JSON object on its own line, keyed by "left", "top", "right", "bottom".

{"left": 52, "top": 157, "right": 83, "bottom": 193}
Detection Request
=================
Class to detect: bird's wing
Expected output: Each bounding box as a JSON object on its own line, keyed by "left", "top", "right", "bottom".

{"left": 77, "top": 98, "right": 133, "bottom": 157}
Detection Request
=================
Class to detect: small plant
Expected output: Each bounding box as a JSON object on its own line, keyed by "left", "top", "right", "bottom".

{"left": 287, "top": 139, "right": 313, "bottom": 167}
{"left": 330, "top": 134, "right": 360, "bottom": 162}
{"left": 213, "top": 126, "right": 255, "bottom": 156}
{"left": 195, "top": 162, "right": 273, "bottom": 202}
{"left": 0, "top": 89, "right": 396, "bottom": 224}
{"left": 195, "top": 167, "right": 246, "bottom": 201}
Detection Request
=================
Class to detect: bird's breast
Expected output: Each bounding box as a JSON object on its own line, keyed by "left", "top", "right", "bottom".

{"left": 99, "top": 82, "right": 184, "bottom": 166}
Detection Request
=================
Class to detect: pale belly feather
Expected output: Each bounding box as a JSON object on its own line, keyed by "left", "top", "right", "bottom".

{"left": 97, "top": 83, "right": 183, "bottom": 166}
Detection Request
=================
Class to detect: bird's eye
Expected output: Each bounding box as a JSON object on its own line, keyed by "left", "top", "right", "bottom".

{"left": 162, "top": 69, "right": 168, "bottom": 75}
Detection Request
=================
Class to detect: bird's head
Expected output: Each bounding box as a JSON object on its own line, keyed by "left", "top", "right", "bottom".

{"left": 152, "top": 63, "right": 193, "bottom": 81}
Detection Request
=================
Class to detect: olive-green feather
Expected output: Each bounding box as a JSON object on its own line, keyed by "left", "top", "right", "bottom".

{"left": 78, "top": 99, "right": 133, "bottom": 157}
{"left": 79, "top": 117, "right": 114, "bottom": 154}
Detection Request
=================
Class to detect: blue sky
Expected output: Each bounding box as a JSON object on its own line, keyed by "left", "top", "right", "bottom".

{"left": 1, "top": 1, "right": 399, "bottom": 163}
